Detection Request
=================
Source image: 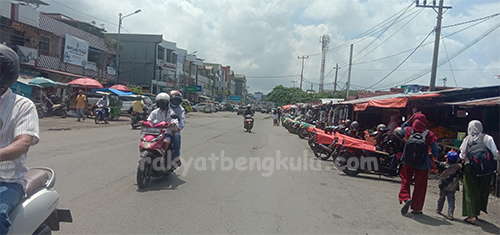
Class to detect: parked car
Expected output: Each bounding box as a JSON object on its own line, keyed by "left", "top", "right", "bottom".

{"left": 119, "top": 95, "right": 154, "bottom": 114}
{"left": 181, "top": 99, "right": 192, "bottom": 112}
{"left": 191, "top": 103, "right": 206, "bottom": 112}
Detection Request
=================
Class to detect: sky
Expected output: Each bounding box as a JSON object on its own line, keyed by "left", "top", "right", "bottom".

{"left": 36, "top": 0, "right": 500, "bottom": 94}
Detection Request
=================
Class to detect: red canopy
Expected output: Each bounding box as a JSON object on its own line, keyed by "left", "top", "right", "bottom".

{"left": 68, "top": 78, "right": 103, "bottom": 89}
{"left": 308, "top": 127, "right": 376, "bottom": 152}
{"left": 110, "top": 84, "right": 132, "bottom": 92}
{"left": 353, "top": 93, "right": 440, "bottom": 111}
{"left": 282, "top": 104, "right": 292, "bottom": 110}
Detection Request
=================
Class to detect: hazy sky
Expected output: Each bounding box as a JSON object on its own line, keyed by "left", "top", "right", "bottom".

{"left": 37, "top": 0, "right": 500, "bottom": 94}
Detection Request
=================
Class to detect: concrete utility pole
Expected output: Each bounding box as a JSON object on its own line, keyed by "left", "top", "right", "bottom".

{"left": 319, "top": 35, "right": 330, "bottom": 93}
{"left": 291, "top": 80, "right": 298, "bottom": 88}
{"left": 310, "top": 83, "right": 313, "bottom": 91}
{"left": 333, "top": 63, "right": 341, "bottom": 92}
{"left": 346, "top": 44, "right": 353, "bottom": 101}
{"left": 416, "top": 0, "right": 452, "bottom": 91}
{"left": 298, "top": 56, "right": 309, "bottom": 90}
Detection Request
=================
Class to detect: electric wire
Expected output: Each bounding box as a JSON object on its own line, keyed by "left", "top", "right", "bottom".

{"left": 442, "top": 12, "right": 500, "bottom": 29}
{"left": 377, "top": 21, "right": 500, "bottom": 90}
{"left": 364, "top": 29, "right": 434, "bottom": 89}
{"left": 441, "top": 37, "right": 459, "bottom": 87}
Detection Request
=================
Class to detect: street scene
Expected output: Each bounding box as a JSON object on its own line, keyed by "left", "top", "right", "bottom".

{"left": 1, "top": 0, "right": 500, "bottom": 234}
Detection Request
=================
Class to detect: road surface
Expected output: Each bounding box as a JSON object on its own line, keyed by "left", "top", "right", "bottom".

{"left": 29, "top": 112, "right": 500, "bottom": 234}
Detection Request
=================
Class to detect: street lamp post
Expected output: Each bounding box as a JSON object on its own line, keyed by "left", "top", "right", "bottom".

{"left": 114, "top": 9, "right": 141, "bottom": 85}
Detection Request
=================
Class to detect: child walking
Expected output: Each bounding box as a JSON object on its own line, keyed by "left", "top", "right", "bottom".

{"left": 436, "top": 150, "right": 462, "bottom": 220}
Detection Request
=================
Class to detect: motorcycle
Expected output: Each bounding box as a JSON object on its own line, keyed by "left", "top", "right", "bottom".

{"left": 8, "top": 167, "right": 72, "bottom": 235}
{"left": 244, "top": 114, "right": 254, "bottom": 132}
{"left": 130, "top": 111, "right": 147, "bottom": 129}
{"left": 94, "top": 104, "right": 110, "bottom": 124}
{"left": 36, "top": 98, "right": 67, "bottom": 119}
{"left": 136, "top": 120, "right": 178, "bottom": 189}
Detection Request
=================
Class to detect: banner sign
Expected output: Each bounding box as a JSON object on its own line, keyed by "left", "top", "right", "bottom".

{"left": 63, "top": 34, "right": 89, "bottom": 67}
{"left": 229, "top": 95, "right": 241, "bottom": 101}
{"left": 185, "top": 86, "right": 197, "bottom": 93}
{"left": 17, "top": 45, "right": 38, "bottom": 66}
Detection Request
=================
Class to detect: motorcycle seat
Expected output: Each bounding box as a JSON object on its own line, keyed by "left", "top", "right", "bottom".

{"left": 24, "top": 168, "right": 50, "bottom": 197}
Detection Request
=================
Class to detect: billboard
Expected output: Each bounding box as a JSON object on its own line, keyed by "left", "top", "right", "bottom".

{"left": 63, "top": 34, "right": 89, "bottom": 67}
{"left": 229, "top": 95, "right": 241, "bottom": 101}
{"left": 254, "top": 93, "right": 262, "bottom": 99}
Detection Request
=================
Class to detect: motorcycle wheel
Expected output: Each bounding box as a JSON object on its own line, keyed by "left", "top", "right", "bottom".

{"left": 298, "top": 128, "right": 308, "bottom": 139}
{"left": 104, "top": 117, "right": 109, "bottom": 124}
{"left": 137, "top": 158, "right": 152, "bottom": 189}
{"left": 60, "top": 110, "right": 67, "bottom": 118}
{"left": 94, "top": 115, "right": 99, "bottom": 124}
{"left": 287, "top": 126, "right": 294, "bottom": 134}
{"left": 313, "top": 146, "right": 331, "bottom": 161}
{"left": 336, "top": 152, "right": 361, "bottom": 176}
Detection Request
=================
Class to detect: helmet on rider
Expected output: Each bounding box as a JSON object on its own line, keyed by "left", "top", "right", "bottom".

{"left": 136, "top": 95, "right": 142, "bottom": 101}
{"left": 394, "top": 127, "right": 404, "bottom": 138}
{"left": 0, "top": 44, "right": 20, "bottom": 92}
{"left": 376, "top": 124, "right": 387, "bottom": 132}
{"left": 246, "top": 104, "right": 251, "bottom": 110}
{"left": 155, "top": 92, "right": 170, "bottom": 110}
{"left": 345, "top": 119, "right": 352, "bottom": 127}
{"left": 350, "top": 121, "right": 360, "bottom": 131}
{"left": 168, "top": 90, "right": 182, "bottom": 108}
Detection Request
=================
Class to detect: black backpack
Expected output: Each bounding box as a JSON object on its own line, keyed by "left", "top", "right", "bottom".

{"left": 468, "top": 134, "right": 497, "bottom": 177}
{"left": 402, "top": 128, "right": 429, "bottom": 166}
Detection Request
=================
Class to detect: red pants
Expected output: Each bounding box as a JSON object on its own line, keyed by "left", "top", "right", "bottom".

{"left": 399, "top": 164, "right": 429, "bottom": 211}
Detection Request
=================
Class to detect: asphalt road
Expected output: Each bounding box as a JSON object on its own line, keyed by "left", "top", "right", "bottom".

{"left": 29, "top": 112, "right": 500, "bottom": 234}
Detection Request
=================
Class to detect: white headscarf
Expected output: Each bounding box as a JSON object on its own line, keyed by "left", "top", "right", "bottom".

{"left": 459, "top": 120, "right": 483, "bottom": 160}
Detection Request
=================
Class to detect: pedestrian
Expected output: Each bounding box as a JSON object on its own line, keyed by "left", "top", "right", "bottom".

{"left": 436, "top": 150, "right": 462, "bottom": 220}
{"left": 75, "top": 90, "right": 86, "bottom": 122}
{"left": 272, "top": 109, "right": 278, "bottom": 126}
{"left": 399, "top": 113, "right": 440, "bottom": 215}
{"left": 277, "top": 108, "right": 282, "bottom": 125}
{"left": 0, "top": 44, "right": 40, "bottom": 235}
{"left": 460, "top": 120, "right": 499, "bottom": 225}
{"left": 387, "top": 115, "right": 399, "bottom": 135}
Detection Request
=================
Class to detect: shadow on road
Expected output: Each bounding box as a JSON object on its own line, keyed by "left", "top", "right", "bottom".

{"left": 402, "top": 213, "right": 453, "bottom": 226}
{"left": 459, "top": 218, "right": 500, "bottom": 234}
{"left": 136, "top": 174, "right": 186, "bottom": 192}
{"left": 338, "top": 173, "right": 402, "bottom": 184}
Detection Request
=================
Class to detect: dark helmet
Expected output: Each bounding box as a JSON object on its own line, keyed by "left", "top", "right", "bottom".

{"left": 0, "top": 44, "right": 20, "bottom": 89}
{"left": 350, "top": 121, "right": 360, "bottom": 131}
{"left": 394, "top": 127, "right": 404, "bottom": 138}
{"left": 168, "top": 90, "right": 182, "bottom": 108}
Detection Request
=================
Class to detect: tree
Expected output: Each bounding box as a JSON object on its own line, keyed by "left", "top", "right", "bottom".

{"left": 267, "top": 85, "right": 370, "bottom": 105}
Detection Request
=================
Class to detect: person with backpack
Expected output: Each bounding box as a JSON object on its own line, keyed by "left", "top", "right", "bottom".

{"left": 459, "top": 120, "right": 498, "bottom": 225}
{"left": 399, "top": 113, "right": 440, "bottom": 215}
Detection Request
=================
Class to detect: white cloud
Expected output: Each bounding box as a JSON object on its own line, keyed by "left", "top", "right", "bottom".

{"left": 37, "top": 0, "right": 500, "bottom": 93}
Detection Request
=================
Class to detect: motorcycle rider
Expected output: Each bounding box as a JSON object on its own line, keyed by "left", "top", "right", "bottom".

{"left": 167, "top": 90, "right": 185, "bottom": 165}
{"left": 131, "top": 95, "right": 147, "bottom": 121}
{"left": 243, "top": 105, "right": 254, "bottom": 127}
{"left": 96, "top": 95, "right": 110, "bottom": 118}
{"left": 145, "top": 93, "right": 182, "bottom": 166}
{"left": 347, "top": 121, "right": 365, "bottom": 140}
{"left": 0, "top": 44, "right": 40, "bottom": 235}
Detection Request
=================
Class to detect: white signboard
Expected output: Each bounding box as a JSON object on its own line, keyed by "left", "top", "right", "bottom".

{"left": 85, "top": 61, "right": 97, "bottom": 71}
{"left": 107, "top": 66, "right": 116, "bottom": 75}
{"left": 17, "top": 45, "right": 38, "bottom": 66}
{"left": 63, "top": 34, "right": 89, "bottom": 67}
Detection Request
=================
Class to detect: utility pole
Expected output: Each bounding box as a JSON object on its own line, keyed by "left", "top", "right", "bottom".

{"left": 310, "top": 83, "right": 313, "bottom": 91}
{"left": 333, "top": 63, "right": 341, "bottom": 92}
{"left": 416, "top": 0, "right": 452, "bottom": 91}
{"left": 319, "top": 35, "right": 330, "bottom": 93}
{"left": 291, "top": 80, "right": 298, "bottom": 88}
{"left": 298, "top": 55, "right": 309, "bottom": 90}
{"left": 346, "top": 44, "right": 353, "bottom": 101}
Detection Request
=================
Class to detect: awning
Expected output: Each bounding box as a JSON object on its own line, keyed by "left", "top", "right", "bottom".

{"left": 436, "top": 96, "right": 500, "bottom": 107}
{"left": 37, "top": 67, "right": 82, "bottom": 78}
{"left": 341, "top": 93, "right": 440, "bottom": 111}
{"left": 94, "top": 88, "right": 134, "bottom": 96}
{"left": 308, "top": 127, "right": 376, "bottom": 152}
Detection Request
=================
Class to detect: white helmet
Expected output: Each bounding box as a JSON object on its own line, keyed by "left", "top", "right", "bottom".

{"left": 155, "top": 92, "right": 170, "bottom": 102}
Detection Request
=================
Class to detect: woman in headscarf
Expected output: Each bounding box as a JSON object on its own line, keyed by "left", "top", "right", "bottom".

{"left": 399, "top": 113, "right": 440, "bottom": 214}
{"left": 460, "top": 120, "right": 499, "bottom": 224}
{"left": 387, "top": 115, "right": 399, "bottom": 135}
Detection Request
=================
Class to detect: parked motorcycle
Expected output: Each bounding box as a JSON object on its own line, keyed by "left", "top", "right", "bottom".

{"left": 244, "top": 114, "right": 254, "bottom": 132}
{"left": 94, "top": 104, "right": 110, "bottom": 124}
{"left": 8, "top": 167, "right": 72, "bottom": 235}
{"left": 36, "top": 98, "right": 67, "bottom": 118}
{"left": 137, "top": 120, "right": 178, "bottom": 189}
{"left": 130, "top": 111, "right": 147, "bottom": 129}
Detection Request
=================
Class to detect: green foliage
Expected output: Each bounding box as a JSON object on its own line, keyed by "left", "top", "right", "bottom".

{"left": 129, "top": 86, "right": 142, "bottom": 94}
{"left": 266, "top": 85, "right": 369, "bottom": 105}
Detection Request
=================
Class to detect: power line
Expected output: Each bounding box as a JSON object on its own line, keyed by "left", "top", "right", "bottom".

{"left": 442, "top": 12, "right": 500, "bottom": 29}
{"left": 379, "top": 21, "right": 500, "bottom": 89}
{"left": 365, "top": 29, "right": 435, "bottom": 89}
{"left": 246, "top": 74, "right": 300, "bottom": 78}
{"left": 441, "top": 37, "right": 458, "bottom": 87}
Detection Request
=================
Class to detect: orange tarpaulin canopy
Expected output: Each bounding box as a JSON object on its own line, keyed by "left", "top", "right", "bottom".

{"left": 353, "top": 93, "right": 439, "bottom": 111}
{"left": 308, "top": 127, "right": 376, "bottom": 152}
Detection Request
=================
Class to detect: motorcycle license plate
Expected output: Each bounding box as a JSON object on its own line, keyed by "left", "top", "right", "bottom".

{"left": 141, "top": 127, "right": 162, "bottom": 135}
